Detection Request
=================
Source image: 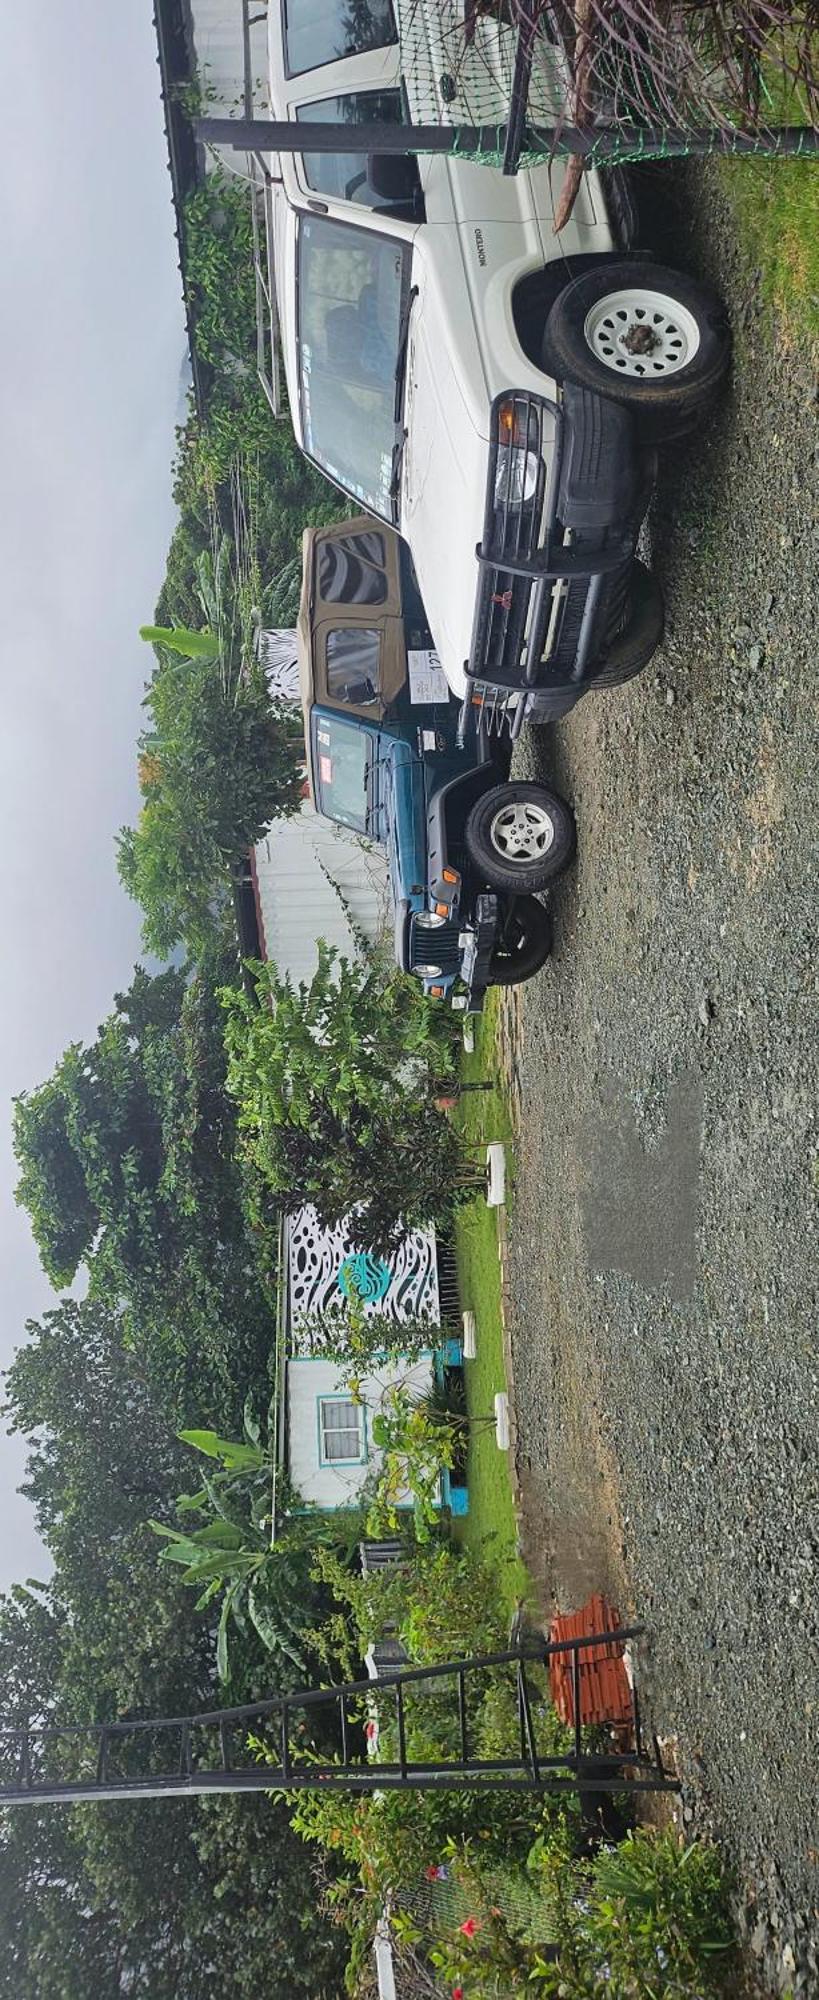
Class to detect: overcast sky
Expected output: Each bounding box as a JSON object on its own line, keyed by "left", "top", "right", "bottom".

{"left": 0, "top": 5, "right": 186, "bottom": 1588}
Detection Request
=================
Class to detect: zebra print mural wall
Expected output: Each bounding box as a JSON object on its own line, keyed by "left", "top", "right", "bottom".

{"left": 287, "top": 1205, "right": 440, "bottom": 1335}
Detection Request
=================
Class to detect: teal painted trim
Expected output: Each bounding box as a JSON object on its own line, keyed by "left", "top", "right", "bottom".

{"left": 440, "top": 1467, "right": 469, "bottom": 1515}
{"left": 439, "top": 1336, "right": 464, "bottom": 1367}
{"left": 316, "top": 1393, "right": 368, "bottom": 1469}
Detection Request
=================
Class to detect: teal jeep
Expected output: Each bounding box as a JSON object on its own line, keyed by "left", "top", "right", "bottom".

{"left": 298, "top": 519, "right": 576, "bottom": 1010}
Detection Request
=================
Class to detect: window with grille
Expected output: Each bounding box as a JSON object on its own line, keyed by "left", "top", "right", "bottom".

{"left": 319, "top": 1397, "right": 365, "bottom": 1464}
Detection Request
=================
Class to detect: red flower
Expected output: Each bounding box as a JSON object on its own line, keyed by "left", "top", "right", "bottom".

{"left": 458, "top": 1917, "right": 480, "bottom": 1938}
{"left": 452, "top": 1988, "right": 464, "bottom": 1999}
{"left": 424, "top": 1865, "right": 439, "bottom": 1880}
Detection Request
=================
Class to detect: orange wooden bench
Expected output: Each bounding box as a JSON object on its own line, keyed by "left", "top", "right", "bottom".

{"left": 548, "top": 1593, "right": 633, "bottom": 1729}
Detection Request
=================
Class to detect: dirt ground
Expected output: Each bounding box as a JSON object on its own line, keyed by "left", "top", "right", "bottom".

{"left": 501, "top": 163, "right": 819, "bottom": 1996}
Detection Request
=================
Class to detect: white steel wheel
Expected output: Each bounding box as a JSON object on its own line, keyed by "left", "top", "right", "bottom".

{"left": 583, "top": 288, "right": 702, "bottom": 379}
{"left": 488, "top": 799, "right": 556, "bottom": 864}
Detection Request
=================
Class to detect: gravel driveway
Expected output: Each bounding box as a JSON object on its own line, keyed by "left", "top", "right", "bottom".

{"left": 502, "top": 163, "right": 819, "bottom": 1995}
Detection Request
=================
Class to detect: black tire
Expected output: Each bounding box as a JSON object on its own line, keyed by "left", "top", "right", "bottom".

{"left": 465, "top": 781, "right": 576, "bottom": 892}
{"left": 488, "top": 896, "right": 553, "bottom": 986}
{"left": 543, "top": 260, "right": 731, "bottom": 436}
{"left": 591, "top": 562, "right": 664, "bottom": 688}
{"left": 526, "top": 686, "right": 583, "bottom": 724}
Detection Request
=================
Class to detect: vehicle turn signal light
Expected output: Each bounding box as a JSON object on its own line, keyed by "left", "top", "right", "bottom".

{"left": 435, "top": 901, "right": 448, "bottom": 917}
{"left": 430, "top": 985, "right": 444, "bottom": 998}
{"left": 442, "top": 868, "right": 459, "bottom": 884}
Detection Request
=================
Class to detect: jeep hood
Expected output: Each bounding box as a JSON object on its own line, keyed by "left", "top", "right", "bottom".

{"left": 381, "top": 743, "right": 427, "bottom": 907}
{"left": 398, "top": 262, "right": 490, "bottom": 701}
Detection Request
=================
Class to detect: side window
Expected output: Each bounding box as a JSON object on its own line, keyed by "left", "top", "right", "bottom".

{"left": 284, "top": 0, "right": 397, "bottom": 77}
{"left": 319, "top": 531, "right": 387, "bottom": 605}
{"left": 319, "top": 1397, "right": 365, "bottom": 1464}
{"left": 298, "top": 91, "right": 407, "bottom": 208}
{"left": 326, "top": 626, "right": 381, "bottom": 706}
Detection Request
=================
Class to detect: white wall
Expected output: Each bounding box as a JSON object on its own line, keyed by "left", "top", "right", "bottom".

{"left": 287, "top": 1354, "right": 433, "bottom": 1511}
{"left": 253, "top": 803, "right": 389, "bottom": 986}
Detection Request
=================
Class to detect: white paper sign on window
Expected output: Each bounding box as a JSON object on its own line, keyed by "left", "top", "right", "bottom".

{"left": 407, "top": 649, "right": 449, "bottom": 706}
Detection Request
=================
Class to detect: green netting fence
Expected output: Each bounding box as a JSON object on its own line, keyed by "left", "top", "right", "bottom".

{"left": 393, "top": 0, "right": 819, "bottom": 170}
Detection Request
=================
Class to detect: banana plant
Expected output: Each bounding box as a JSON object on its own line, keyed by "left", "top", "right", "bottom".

{"left": 139, "top": 623, "right": 220, "bottom": 660}
{"left": 140, "top": 485, "right": 263, "bottom": 693}
{"left": 149, "top": 1401, "right": 313, "bottom": 1684}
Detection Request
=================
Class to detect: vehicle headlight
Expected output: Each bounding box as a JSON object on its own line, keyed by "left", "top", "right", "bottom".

{"left": 415, "top": 910, "right": 446, "bottom": 929}
{"left": 494, "top": 443, "right": 539, "bottom": 509}
{"left": 415, "top": 963, "right": 443, "bottom": 979}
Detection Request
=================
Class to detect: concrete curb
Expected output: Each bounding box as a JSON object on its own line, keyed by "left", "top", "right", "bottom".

{"left": 495, "top": 1204, "right": 525, "bottom": 1528}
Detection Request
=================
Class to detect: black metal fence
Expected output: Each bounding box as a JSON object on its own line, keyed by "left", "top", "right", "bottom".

{"left": 0, "top": 1627, "right": 675, "bottom": 1809}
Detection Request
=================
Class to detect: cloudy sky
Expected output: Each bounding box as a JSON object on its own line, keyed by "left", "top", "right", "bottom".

{"left": 0, "top": 5, "right": 186, "bottom": 1588}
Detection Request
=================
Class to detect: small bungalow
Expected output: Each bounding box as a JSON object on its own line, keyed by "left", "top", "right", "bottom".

{"left": 273, "top": 1205, "right": 467, "bottom": 1525}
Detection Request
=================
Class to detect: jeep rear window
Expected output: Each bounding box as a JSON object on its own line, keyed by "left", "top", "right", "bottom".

{"left": 313, "top": 714, "right": 370, "bottom": 830}
{"left": 326, "top": 627, "right": 381, "bottom": 705}
{"left": 297, "top": 214, "right": 409, "bottom": 521}
{"left": 284, "top": 0, "right": 397, "bottom": 77}
{"left": 298, "top": 90, "right": 404, "bottom": 206}
{"left": 319, "top": 531, "right": 386, "bottom": 604}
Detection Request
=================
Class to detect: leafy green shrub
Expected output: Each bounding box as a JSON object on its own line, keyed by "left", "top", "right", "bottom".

{"left": 526, "top": 1825, "right": 736, "bottom": 1997}
{"left": 221, "top": 945, "right": 468, "bottom": 1251}
{"left": 312, "top": 1540, "right": 510, "bottom": 1667}
{"left": 586, "top": 1829, "right": 735, "bottom": 1991}
{"left": 149, "top": 1413, "right": 359, "bottom": 1688}
{"left": 118, "top": 638, "right": 302, "bottom": 958}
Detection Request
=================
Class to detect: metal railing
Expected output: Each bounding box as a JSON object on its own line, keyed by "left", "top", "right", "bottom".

{"left": 0, "top": 1628, "right": 676, "bottom": 1808}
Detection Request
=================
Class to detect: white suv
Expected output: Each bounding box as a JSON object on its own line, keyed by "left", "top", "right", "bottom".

{"left": 265, "top": 0, "right": 730, "bottom": 734}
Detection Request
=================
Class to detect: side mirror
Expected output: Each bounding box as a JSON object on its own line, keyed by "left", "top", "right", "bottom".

{"left": 366, "top": 152, "right": 422, "bottom": 212}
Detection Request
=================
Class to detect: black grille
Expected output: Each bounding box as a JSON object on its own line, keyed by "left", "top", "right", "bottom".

{"left": 468, "top": 392, "right": 550, "bottom": 687}
{"left": 465, "top": 390, "right": 637, "bottom": 721}
{"left": 409, "top": 916, "right": 461, "bottom": 977}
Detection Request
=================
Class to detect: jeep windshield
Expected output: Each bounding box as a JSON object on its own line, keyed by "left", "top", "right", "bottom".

{"left": 312, "top": 713, "right": 371, "bottom": 833}
{"left": 297, "top": 214, "right": 411, "bottom": 523}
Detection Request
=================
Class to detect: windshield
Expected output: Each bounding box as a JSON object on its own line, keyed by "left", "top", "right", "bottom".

{"left": 284, "top": 0, "right": 397, "bottom": 77}
{"left": 313, "top": 714, "right": 371, "bottom": 832}
{"left": 297, "top": 214, "right": 410, "bottom": 522}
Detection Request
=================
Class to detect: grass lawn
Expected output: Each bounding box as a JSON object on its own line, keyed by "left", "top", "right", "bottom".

{"left": 450, "top": 997, "right": 532, "bottom": 1620}
{"left": 724, "top": 154, "right": 819, "bottom": 346}
{"left": 721, "top": 73, "right": 819, "bottom": 349}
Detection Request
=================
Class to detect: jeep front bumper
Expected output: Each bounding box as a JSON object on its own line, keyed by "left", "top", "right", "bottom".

{"left": 395, "top": 897, "right": 499, "bottom": 1013}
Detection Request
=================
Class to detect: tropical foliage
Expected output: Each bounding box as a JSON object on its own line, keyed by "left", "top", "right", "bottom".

{"left": 150, "top": 1415, "right": 356, "bottom": 1687}
{"left": 222, "top": 945, "right": 467, "bottom": 1249}
{"left": 117, "top": 641, "right": 302, "bottom": 958}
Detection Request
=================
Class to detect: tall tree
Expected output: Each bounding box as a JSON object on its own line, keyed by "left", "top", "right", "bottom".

{"left": 117, "top": 652, "right": 302, "bottom": 959}
{"left": 0, "top": 1592, "right": 346, "bottom": 1998}
{"left": 12, "top": 961, "right": 276, "bottom": 1423}
{"left": 221, "top": 947, "right": 466, "bottom": 1250}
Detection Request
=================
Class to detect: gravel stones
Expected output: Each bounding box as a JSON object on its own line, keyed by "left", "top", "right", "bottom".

{"left": 503, "top": 163, "right": 819, "bottom": 1997}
